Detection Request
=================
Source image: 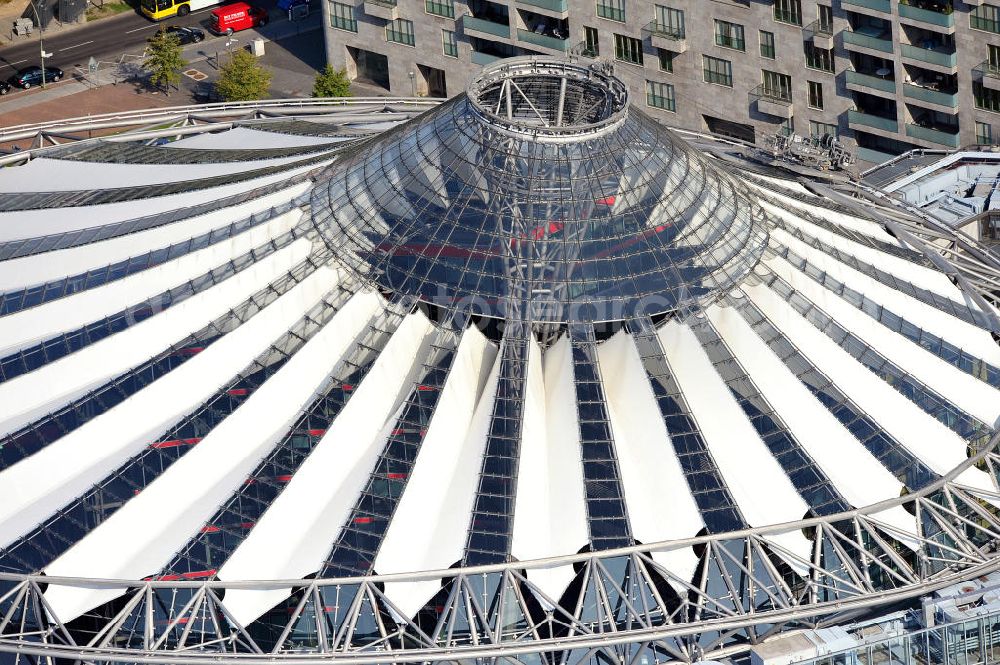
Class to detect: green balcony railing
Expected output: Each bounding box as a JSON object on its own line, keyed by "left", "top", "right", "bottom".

{"left": 841, "top": 0, "right": 890, "bottom": 12}
{"left": 898, "top": 3, "right": 955, "bottom": 29}
{"left": 842, "top": 30, "right": 894, "bottom": 54}
{"left": 903, "top": 83, "right": 958, "bottom": 107}
{"left": 515, "top": 0, "right": 568, "bottom": 12}
{"left": 848, "top": 109, "right": 899, "bottom": 133}
{"left": 517, "top": 28, "right": 569, "bottom": 51}
{"left": 905, "top": 123, "right": 960, "bottom": 147}
{"left": 471, "top": 51, "right": 501, "bottom": 65}
{"left": 900, "top": 43, "right": 957, "bottom": 68}
{"left": 846, "top": 70, "right": 896, "bottom": 93}
{"left": 641, "top": 20, "right": 685, "bottom": 41}
{"left": 856, "top": 146, "right": 899, "bottom": 165}
{"left": 462, "top": 14, "right": 510, "bottom": 37}
{"left": 975, "top": 60, "right": 1000, "bottom": 81}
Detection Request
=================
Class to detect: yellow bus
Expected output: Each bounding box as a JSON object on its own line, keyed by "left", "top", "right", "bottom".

{"left": 140, "top": 0, "right": 218, "bottom": 21}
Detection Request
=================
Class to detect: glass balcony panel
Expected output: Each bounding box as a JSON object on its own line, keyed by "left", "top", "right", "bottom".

{"left": 900, "top": 43, "right": 957, "bottom": 68}
{"left": 841, "top": 0, "right": 891, "bottom": 12}
{"left": 515, "top": 0, "right": 568, "bottom": 13}
{"left": 843, "top": 30, "right": 894, "bottom": 53}
{"left": 517, "top": 28, "right": 569, "bottom": 51}
{"left": 898, "top": 3, "right": 955, "bottom": 28}
{"left": 848, "top": 109, "right": 899, "bottom": 132}
{"left": 462, "top": 14, "right": 510, "bottom": 37}
{"left": 905, "top": 123, "right": 960, "bottom": 147}
{"left": 903, "top": 83, "right": 958, "bottom": 107}
{"left": 846, "top": 70, "right": 896, "bottom": 93}
{"left": 471, "top": 51, "right": 502, "bottom": 65}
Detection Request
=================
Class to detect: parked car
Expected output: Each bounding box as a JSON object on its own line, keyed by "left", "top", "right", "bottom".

{"left": 165, "top": 25, "right": 205, "bottom": 43}
{"left": 209, "top": 2, "right": 267, "bottom": 35}
{"left": 0, "top": 80, "right": 11, "bottom": 96}
{"left": 10, "top": 66, "right": 63, "bottom": 89}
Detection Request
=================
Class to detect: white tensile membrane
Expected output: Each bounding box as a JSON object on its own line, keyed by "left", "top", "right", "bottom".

{"left": 376, "top": 327, "right": 499, "bottom": 621}
{"left": 0, "top": 239, "right": 313, "bottom": 439}
{"left": 0, "top": 265, "right": 345, "bottom": 552}
{"left": 657, "top": 319, "right": 815, "bottom": 573}
{"left": 218, "top": 310, "right": 439, "bottom": 627}
{"left": 597, "top": 330, "right": 704, "bottom": 593}
{"left": 0, "top": 182, "right": 311, "bottom": 291}
{"left": 510, "top": 336, "right": 588, "bottom": 605}
{"left": 0, "top": 209, "right": 304, "bottom": 358}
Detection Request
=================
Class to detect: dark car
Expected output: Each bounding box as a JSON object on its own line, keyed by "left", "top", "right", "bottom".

{"left": 165, "top": 25, "right": 205, "bottom": 44}
{"left": 10, "top": 66, "right": 63, "bottom": 89}
{"left": 0, "top": 80, "right": 10, "bottom": 96}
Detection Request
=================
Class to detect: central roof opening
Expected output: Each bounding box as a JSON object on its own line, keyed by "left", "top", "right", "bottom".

{"left": 467, "top": 57, "right": 629, "bottom": 142}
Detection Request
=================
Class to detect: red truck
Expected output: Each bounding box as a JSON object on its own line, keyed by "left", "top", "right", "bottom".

{"left": 209, "top": 2, "right": 268, "bottom": 34}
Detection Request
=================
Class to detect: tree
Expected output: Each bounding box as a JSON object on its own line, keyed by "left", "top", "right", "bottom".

{"left": 215, "top": 49, "right": 272, "bottom": 102}
{"left": 143, "top": 28, "right": 187, "bottom": 95}
{"left": 312, "top": 64, "right": 351, "bottom": 98}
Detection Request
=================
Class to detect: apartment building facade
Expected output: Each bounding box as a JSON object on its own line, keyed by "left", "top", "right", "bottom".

{"left": 321, "top": 0, "right": 1000, "bottom": 165}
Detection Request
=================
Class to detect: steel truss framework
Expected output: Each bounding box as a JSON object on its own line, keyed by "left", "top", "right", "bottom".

{"left": 2, "top": 432, "right": 1000, "bottom": 665}
{"left": 3, "top": 94, "right": 1000, "bottom": 665}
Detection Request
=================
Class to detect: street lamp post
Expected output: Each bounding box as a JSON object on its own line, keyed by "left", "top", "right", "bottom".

{"left": 408, "top": 70, "right": 415, "bottom": 96}
{"left": 26, "top": 0, "right": 51, "bottom": 88}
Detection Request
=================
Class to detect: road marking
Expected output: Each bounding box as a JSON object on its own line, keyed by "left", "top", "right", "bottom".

{"left": 0, "top": 59, "right": 27, "bottom": 69}
{"left": 62, "top": 40, "right": 94, "bottom": 50}
{"left": 126, "top": 24, "right": 156, "bottom": 33}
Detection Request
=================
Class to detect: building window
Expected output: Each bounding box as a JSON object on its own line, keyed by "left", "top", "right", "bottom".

{"left": 773, "top": 0, "right": 802, "bottom": 25}
{"left": 971, "top": 4, "right": 1000, "bottom": 34}
{"left": 780, "top": 117, "right": 794, "bottom": 136}
{"left": 386, "top": 18, "right": 415, "bottom": 46}
{"left": 657, "top": 48, "right": 674, "bottom": 72}
{"left": 614, "top": 33, "right": 643, "bottom": 65}
{"left": 808, "top": 80, "right": 823, "bottom": 109}
{"left": 804, "top": 41, "right": 834, "bottom": 72}
{"left": 646, "top": 80, "right": 675, "bottom": 111}
{"left": 597, "top": 0, "right": 624, "bottom": 23}
{"left": 817, "top": 4, "right": 833, "bottom": 31}
{"left": 975, "top": 82, "right": 1000, "bottom": 113}
{"left": 329, "top": 0, "right": 357, "bottom": 32}
{"left": 584, "top": 25, "right": 600, "bottom": 56}
{"left": 703, "top": 55, "right": 733, "bottom": 87}
{"left": 990, "top": 44, "right": 1000, "bottom": 69}
{"left": 977, "top": 121, "right": 994, "bottom": 145}
{"left": 653, "top": 5, "right": 684, "bottom": 37}
{"left": 425, "top": 0, "right": 454, "bottom": 17}
{"left": 714, "top": 19, "right": 745, "bottom": 51}
{"left": 762, "top": 69, "right": 792, "bottom": 100}
{"left": 442, "top": 28, "right": 458, "bottom": 57}
{"left": 809, "top": 120, "right": 837, "bottom": 139}
{"left": 760, "top": 30, "right": 775, "bottom": 59}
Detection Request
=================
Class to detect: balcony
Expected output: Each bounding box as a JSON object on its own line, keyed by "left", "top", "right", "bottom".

{"left": 848, "top": 109, "right": 899, "bottom": 133}
{"left": 515, "top": 0, "right": 568, "bottom": 13}
{"left": 846, "top": 70, "right": 897, "bottom": 96}
{"left": 843, "top": 29, "right": 894, "bottom": 55}
{"left": 517, "top": 28, "right": 569, "bottom": 51}
{"left": 471, "top": 51, "right": 502, "bottom": 65}
{"left": 905, "top": 122, "right": 960, "bottom": 148}
{"left": 461, "top": 13, "right": 511, "bottom": 39}
{"left": 841, "top": 0, "right": 891, "bottom": 13}
{"left": 900, "top": 43, "right": 957, "bottom": 70}
{"left": 362, "top": 0, "right": 397, "bottom": 20}
{"left": 903, "top": 82, "right": 958, "bottom": 108}
{"left": 641, "top": 21, "right": 687, "bottom": 53}
{"left": 749, "top": 84, "right": 793, "bottom": 119}
{"left": 975, "top": 60, "right": 1000, "bottom": 92}
{"left": 897, "top": 3, "right": 955, "bottom": 33}
{"left": 804, "top": 18, "right": 834, "bottom": 50}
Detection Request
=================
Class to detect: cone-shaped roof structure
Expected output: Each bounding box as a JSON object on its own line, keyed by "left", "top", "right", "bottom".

{"left": 313, "top": 58, "right": 767, "bottom": 324}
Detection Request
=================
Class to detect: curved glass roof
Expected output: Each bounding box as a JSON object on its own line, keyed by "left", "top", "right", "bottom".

{"left": 313, "top": 58, "right": 767, "bottom": 324}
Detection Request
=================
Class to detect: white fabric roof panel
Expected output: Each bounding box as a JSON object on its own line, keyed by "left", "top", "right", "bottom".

{"left": 598, "top": 330, "right": 703, "bottom": 588}
{"left": 168, "top": 127, "right": 349, "bottom": 149}
{"left": 219, "top": 310, "right": 437, "bottom": 627}
{"left": 766, "top": 254, "right": 1000, "bottom": 428}
{"left": 0, "top": 163, "right": 321, "bottom": 243}
{"left": 510, "top": 337, "right": 588, "bottom": 602}
{"left": 42, "top": 275, "right": 363, "bottom": 624}
{"left": 764, "top": 203, "right": 963, "bottom": 300}
{"left": 377, "top": 328, "right": 499, "bottom": 620}
{"left": 0, "top": 239, "right": 313, "bottom": 440}
{"left": 0, "top": 209, "right": 303, "bottom": 358}
{"left": 0, "top": 182, "right": 311, "bottom": 292}
{"left": 657, "top": 319, "right": 813, "bottom": 566}
{"left": 771, "top": 226, "right": 1000, "bottom": 367}
{"left": 0, "top": 265, "right": 342, "bottom": 552}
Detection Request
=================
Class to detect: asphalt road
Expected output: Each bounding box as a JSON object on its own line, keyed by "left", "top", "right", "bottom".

{"left": 0, "top": 6, "right": 226, "bottom": 76}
